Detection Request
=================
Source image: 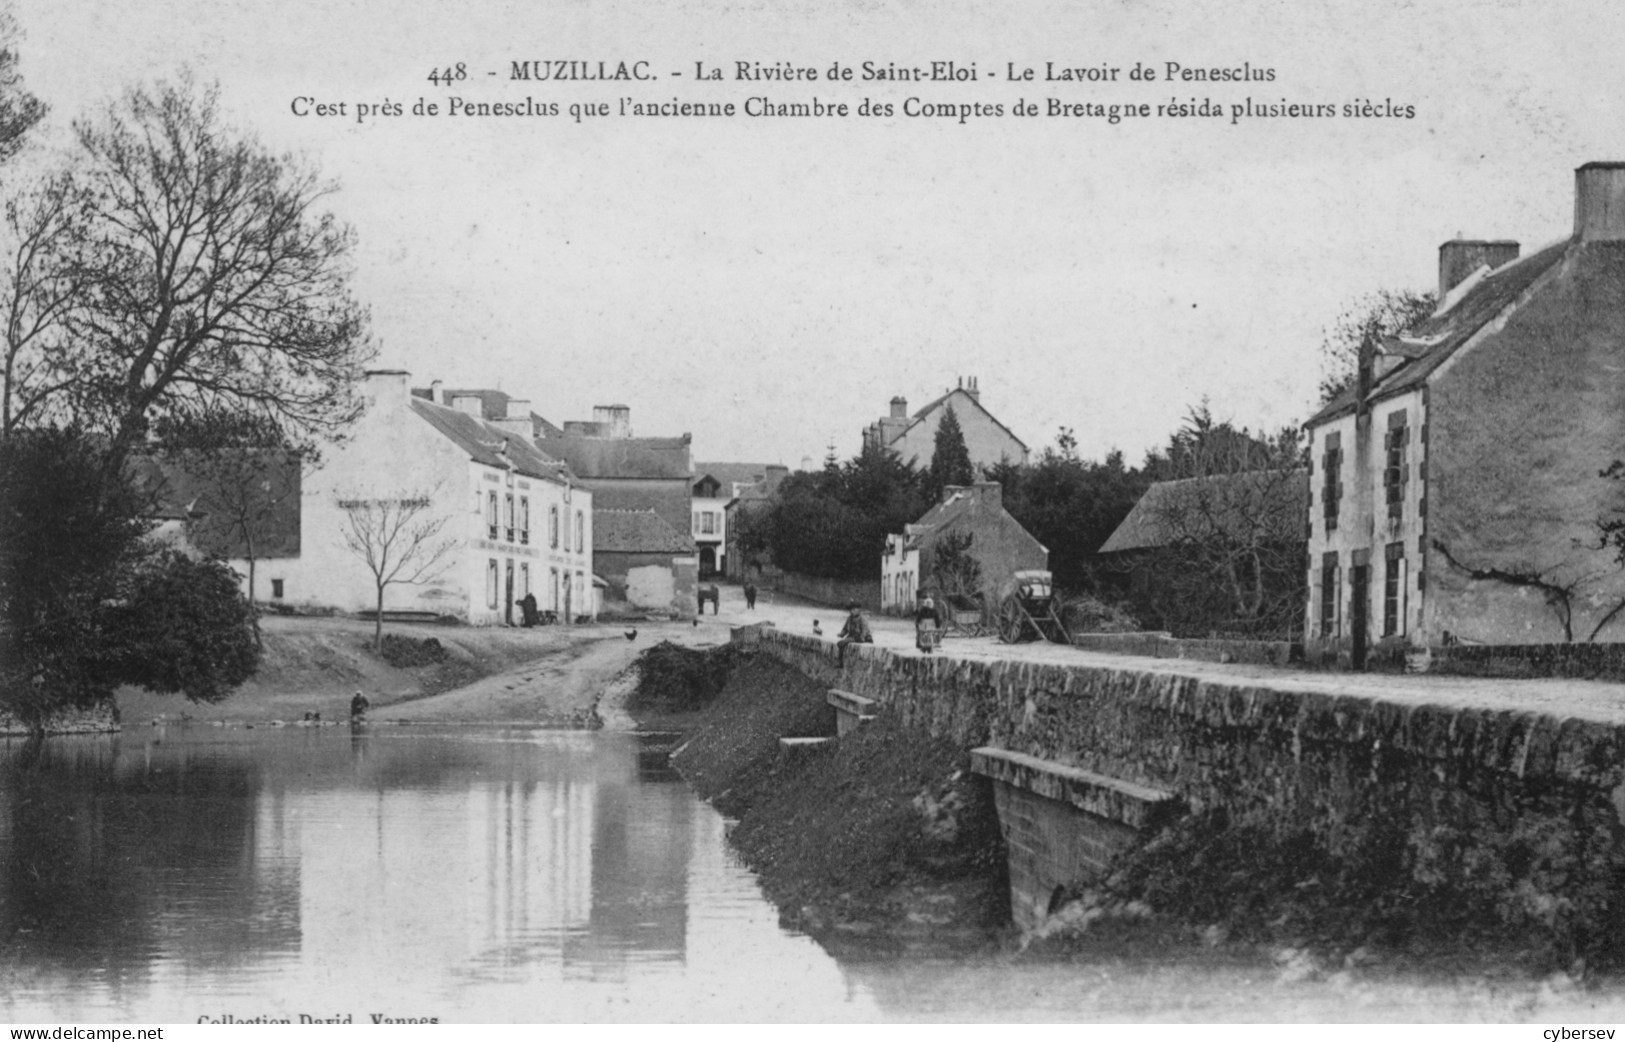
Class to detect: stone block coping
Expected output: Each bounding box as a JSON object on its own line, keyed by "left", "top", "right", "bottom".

{"left": 827, "top": 689, "right": 879, "bottom": 716}
{"left": 970, "top": 746, "right": 1180, "bottom": 830}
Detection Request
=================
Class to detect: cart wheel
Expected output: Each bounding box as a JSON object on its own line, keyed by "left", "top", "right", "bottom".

{"left": 998, "top": 599, "right": 1024, "bottom": 643}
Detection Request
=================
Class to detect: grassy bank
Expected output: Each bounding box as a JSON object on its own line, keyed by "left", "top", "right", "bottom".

{"left": 118, "top": 615, "right": 609, "bottom": 723}
{"left": 627, "top": 642, "right": 1011, "bottom": 954}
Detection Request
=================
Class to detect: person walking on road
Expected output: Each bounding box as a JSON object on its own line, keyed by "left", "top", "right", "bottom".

{"left": 744, "top": 582, "right": 757, "bottom": 609}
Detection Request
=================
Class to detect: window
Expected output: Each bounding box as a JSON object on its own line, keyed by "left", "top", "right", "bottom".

{"left": 699, "top": 511, "right": 716, "bottom": 535}
{"left": 575, "top": 571, "right": 584, "bottom": 614}
{"left": 487, "top": 491, "right": 499, "bottom": 540}
{"left": 575, "top": 510, "right": 584, "bottom": 553}
{"left": 1318, "top": 553, "right": 1339, "bottom": 638}
{"left": 1385, "top": 413, "right": 1409, "bottom": 519}
{"left": 1384, "top": 543, "right": 1406, "bottom": 636}
{"left": 549, "top": 506, "right": 559, "bottom": 549}
{"left": 271, "top": 578, "right": 284, "bottom": 600}
{"left": 1321, "top": 433, "right": 1342, "bottom": 532}
{"left": 520, "top": 497, "right": 530, "bottom": 545}
{"left": 505, "top": 493, "right": 515, "bottom": 543}
{"left": 486, "top": 559, "right": 499, "bottom": 609}
{"left": 521, "top": 563, "right": 530, "bottom": 596}
{"left": 550, "top": 567, "right": 560, "bottom": 611}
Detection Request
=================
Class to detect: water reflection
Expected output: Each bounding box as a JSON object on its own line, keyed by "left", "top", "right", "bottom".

{"left": 0, "top": 726, "right": 869, "bottom": 1022}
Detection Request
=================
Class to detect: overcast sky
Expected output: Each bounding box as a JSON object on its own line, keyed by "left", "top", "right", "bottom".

{"left": 9, "top": 0, "right": 1622, "bottom": 468}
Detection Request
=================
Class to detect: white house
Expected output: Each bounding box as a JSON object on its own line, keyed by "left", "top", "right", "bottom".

{"left": 272, "top": 370, "right": 593, "bottom": 625}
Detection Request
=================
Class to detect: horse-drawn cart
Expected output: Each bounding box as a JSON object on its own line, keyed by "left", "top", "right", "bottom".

{"left": 995, "top": 570, "right": 1071, "bottom": 644}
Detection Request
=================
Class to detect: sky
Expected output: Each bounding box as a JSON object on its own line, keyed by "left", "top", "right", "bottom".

{"left": 7, "top": 0, "right": 1624, "bottom": 469}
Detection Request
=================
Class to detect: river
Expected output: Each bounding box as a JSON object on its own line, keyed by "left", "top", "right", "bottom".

{"left": 1, "top": 724, "right": 1619, "bottom": 1023}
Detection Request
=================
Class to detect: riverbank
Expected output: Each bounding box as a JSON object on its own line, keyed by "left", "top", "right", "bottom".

{"left": 624, "top": 641, "right": 1012, "bottom": 956}
{"left": 115, "top": 613, "right": 730, "bottom": 725}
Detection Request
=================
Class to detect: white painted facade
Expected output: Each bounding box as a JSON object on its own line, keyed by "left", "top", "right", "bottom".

{"left": 880, "top": 531, "right": 921, "bottom": 615}
{"left": 272, "top": 370, "right": 593, "bottom": 624}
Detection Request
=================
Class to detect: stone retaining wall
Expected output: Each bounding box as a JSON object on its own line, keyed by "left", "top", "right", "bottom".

{"left": 743, "top": 627, "right": 1625, "bottom": 923}
{"left": 1427, "top": 642, "right": 1625, "bottom": 681}
{"left": 1069, "top": 632, "right": 1296, "bottom": 666}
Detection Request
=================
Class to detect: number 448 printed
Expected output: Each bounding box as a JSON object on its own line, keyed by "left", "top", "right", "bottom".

{"left": 427, "top": 64, "right": 467, "bottom": 86}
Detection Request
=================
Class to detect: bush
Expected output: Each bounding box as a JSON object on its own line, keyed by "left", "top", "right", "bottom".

{"left": 627, "top": 641, "right": 745, "bottom": 712}
{"left": 1062, "top": 593, "right": 1141, "bottom": 633}
{"left": 378, "top": 633, "right": 450, "bottom": 668}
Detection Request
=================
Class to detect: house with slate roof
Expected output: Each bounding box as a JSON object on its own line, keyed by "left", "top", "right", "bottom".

{"left": 691, "top": 462, "right": 782, "bottom": 578}
{"left": 863, "top": 376, "right": 1029, "bottom": 472}
{"left": 536, "top": 406, "right": 698, "bottom": 616}
{"left": 277, "top": 370, "right": 592, "bottom": 625}
{"left": 881, "top": 481, "right": 1046, "bottom": 618}
{"left": 722, "top": 464, "right": 791, "bottom": 582}
{"left": 593, "top": 507, "right": 699, "bottom": 615}
{"left": 1306, "top": 162, "right": 1625, "bottom": 665}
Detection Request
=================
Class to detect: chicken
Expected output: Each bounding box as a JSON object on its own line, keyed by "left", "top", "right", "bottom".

{"left": 812, "top": 620, "right": 823, "bottom": 636}
{"left": 624, "top": 628, "right": 638, "bottom": 641}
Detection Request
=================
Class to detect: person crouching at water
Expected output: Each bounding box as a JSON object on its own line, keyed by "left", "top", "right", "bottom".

{"left": 836, "top": 602, "right": 872, "bottom": 666}
{"left": 350, "top": 690, "right": 370, "bottom": 722}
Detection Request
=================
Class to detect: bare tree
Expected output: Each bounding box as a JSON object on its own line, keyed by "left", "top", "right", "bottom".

{"left": 1139, "top": 408, "right": 1307, "bottom": 637}
{"left": 55, "top": 73, "right": 373, "bottom": 463}
{"left": 1318, "top": 289, "right": 1436, "bottom": 404}
{"left": 338, "top": 494, "right": 456, "bottom": 650}
{"left": 2, "top": 177, "right": 94, "bottom": 436}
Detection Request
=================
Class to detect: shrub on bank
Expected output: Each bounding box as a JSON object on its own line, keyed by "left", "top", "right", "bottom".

{"left": 626, "top": 641, "right": 747, "bottom": 713}
{"left": 377, "top": 633, "right": 450, "bottom": 668}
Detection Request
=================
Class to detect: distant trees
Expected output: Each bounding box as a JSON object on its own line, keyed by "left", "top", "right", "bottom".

{"left": 751, "top": 443, "right": 928, "bottom": 581}
{"left": 987, "top": 429, "right": 1148, "bottom": 592}
{"left": 338, "top": 493, "right": 456, "bottom": 649}
{"left": 928, "top": 529, "right": 982, "bottom": 608}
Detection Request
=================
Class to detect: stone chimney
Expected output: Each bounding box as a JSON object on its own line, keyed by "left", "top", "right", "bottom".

{"left": 592, "top": 404, "right": 631, "bottom": 438}
{"left": 429, "top": 379, "right": 443, "bottom": 404}
{"left": 1575, "top": 162, "right": 1625, "bottom": 241}
{"left": 489, "top": 397, "right": 532, "bottom": 436}
{"left": 889, "top": 395, "right": 907, "bottom": 419}
{"left": 365, "top": 369, "right": 411, "bottom": 414}
{"left": 964, "top": 376, "right": 980, "bottom": 403}
{"left": 1438, "top": 239, "right": 1519, "bottom": 299}
{"left": 451, "top": 393, "right": 484, "bottom": 418}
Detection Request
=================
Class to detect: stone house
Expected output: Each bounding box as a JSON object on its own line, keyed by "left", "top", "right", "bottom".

{"left": 592, "top": 508, "right": 699, "bottom": 616}
{"left": 881, "top": 481, "right": 1047, "bottom": 617}
{"left": 1305, "top": 162, "right": 1625, "bottom": 664}
{"left": 691, "top": 462, "right": 778, "bottom": 579}
{"left": 275, "top": 370, "right": 592, "bottom": 625}
{"left": 538, "top": 408, "right": 697, "bottom": 616}
{"left": 723, "top": 465, "right": 790, "bottom": 582}
{"left": 863, "top": 376, "right": 1029, "bottom": 472}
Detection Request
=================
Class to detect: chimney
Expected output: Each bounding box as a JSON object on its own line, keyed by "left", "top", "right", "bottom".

{"left": 429, "top": 379, "right": 443, "bottom": 404}
{"left": 365, "top": 369, "right": 411, "bottom": 413}
{"left": 487, "top": 397, "right": 532, "bottom": 436}
{"left": 972, "top": 480, "right": 1001, "bottom": 509}
{"left": 1438, "top": 239, "right": 1519, "bottom": 298}
{"left": 965, "top": 376, "right": 980, "bottom": 403}
{"left": 1575, "top": 162, "right": 1625, "bottom": 241}
{"left": 592, "top": 404, "right": 631, "bottom": 438}
{"left": 451, "top": 393, "right": 484, "bottom": 417}
{"left": 889, "top": 396, "right": 907, "bottom": 419}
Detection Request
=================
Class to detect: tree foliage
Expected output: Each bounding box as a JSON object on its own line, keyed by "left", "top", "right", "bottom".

{"left": 2, "top": 74, "right": 374, "bottom": 464}
{"left": 928, "top": 528, "right": 982, "bottom": 608}
{"left": 0, "top": 427, "right": 259, "bottom": 730}
{"left": 1319, "top": 289, "right": 1436, "bottom": 404}
{"left": 926, "top": 403, "right": 975, "bottom": 503}
{"left": 0, "top": 11, "right": 45, "bottom": 165}
{"left": 754, "top": 443, "right": 928, "bottom": 581}
{"left": 988, "top": 430, "right": 1149, "bottom": 592}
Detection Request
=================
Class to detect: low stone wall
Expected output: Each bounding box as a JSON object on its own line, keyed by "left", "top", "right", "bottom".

{"left": 0, "top": 701, "right": 121, "bottom": 737}
{"left": 1070, "top": 632, "right": 1296, "bottom": 666}
{"left": 744, "top": 627, "right": 1625, "bottom": 934}
{"left": 1428, "top": 642, "right": 1625, "bottom": 681}
{"left": 768, "top": 570, "right": 881, "bottom": 612}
